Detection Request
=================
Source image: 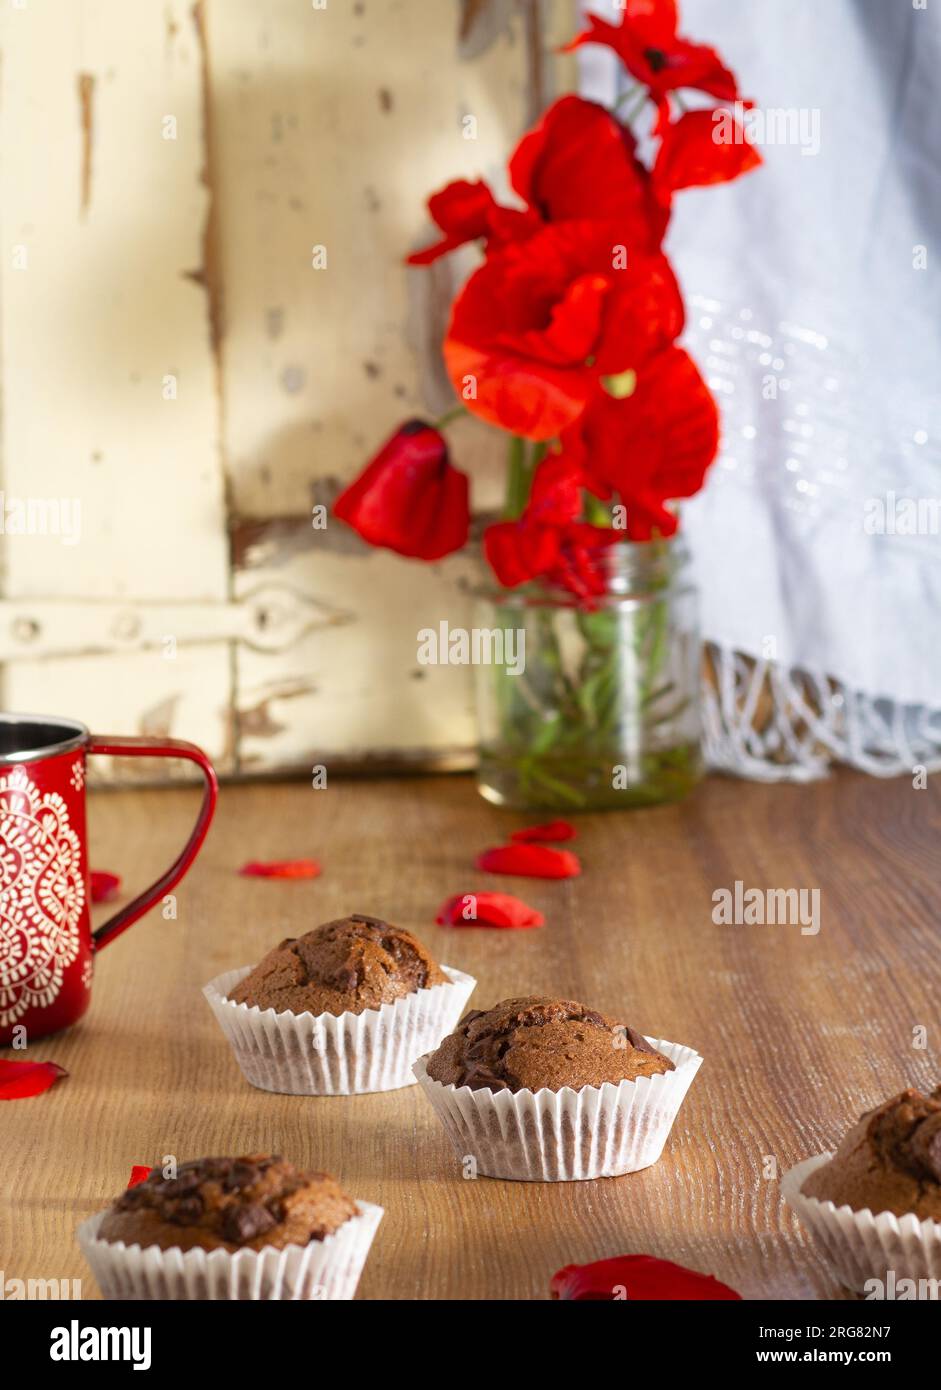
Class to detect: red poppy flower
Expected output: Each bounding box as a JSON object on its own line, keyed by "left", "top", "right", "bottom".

{"left": 0, "top": 1059, "right": 68, "bottom": 1100}
{"left": 238, "top": 859, "right": 322, "bottom": 880}
{"left": 476, "top": 844, "right": 581, "bottom": 879}
{"left": 406, "top": 179, "right": 539, "bottom": 266}
{"left": 485, "top": 514, "right": 619, "bottom": 599}
{"left": 564, "top": 4, "right": 742, "bottom": 131}
{"left": 484, "top": 519, "right": 560, "bottom": 589}
{"left": 517, "top": 452, "right": 628, "bottom": 600}
{"left": 127, "top": 1165, "right": 153, "bottom": 1189}
{"left": 334, "top": 420, "right": 470, "bottom": 561}
{"left": 409, "top": 97, "right": 668, "bottom": 268}
{"left": 526, "top": 447, "right": 585, "bottom": 524}
{"left": 511, "top": 820, "right": 576, "bottom": 843}
{"left": 553, "top": 522, "right": 623, "bottom": 599}
{"left": 445, "top": 221, "right": 684, "bottom": 439}
{"left": 435, "top": 892, "right": 544, "bottom": 928}
{"left": 654, "top": 107, "right": 762, "bottom": 193}
{"left": 568, "top": 347, "right": 719, "bottom": 539}
{"left": 484, "top": 449, "right": 619, "bottom": 599}
{"left": 551, "top": 1254, "right": 741, "bottom": 1301}
{"left": 407, "top": 179, "right": 497, "bottom": 265}
{"left": 509, "top": 96, "right": 669, "bottom": 252}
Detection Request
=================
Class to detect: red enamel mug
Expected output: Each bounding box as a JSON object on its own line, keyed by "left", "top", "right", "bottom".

{"left": 0, "top": 713, "right": 217, "bottom": 1046}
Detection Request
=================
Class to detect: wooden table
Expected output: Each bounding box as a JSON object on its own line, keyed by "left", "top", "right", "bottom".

{"left": 3, "top": 770, "right": 938, "bottom": 1301}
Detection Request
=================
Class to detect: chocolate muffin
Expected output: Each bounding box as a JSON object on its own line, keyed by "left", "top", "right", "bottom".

{"left": 229, "top": 914, "right": 448, "bottom": 1017}
{"left": 802, "top": 1086, "right": 941, "bottom": 1221}
{"left": 98, "top": 1155, "right": 358, "bottom": 1254}
{"left": 425, "top": 996, "right": 675, "bottom": 1093}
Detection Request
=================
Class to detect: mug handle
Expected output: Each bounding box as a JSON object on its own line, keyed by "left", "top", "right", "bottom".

{"left": 87, "top": 736, "right": 218, "bottom": 951}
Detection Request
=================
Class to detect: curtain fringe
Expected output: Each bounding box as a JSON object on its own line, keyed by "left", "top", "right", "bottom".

{"left": 701, "top": 644, "right": 941, "bottom": 782}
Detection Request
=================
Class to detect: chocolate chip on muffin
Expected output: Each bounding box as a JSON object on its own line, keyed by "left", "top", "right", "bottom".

{"left": 802, "top": 1086, "right": 941, "bottom": 1221}
{"left": 424, "top": 996, "right": 675, "bottom": 1093}
{"left": 98, "top": 1155, "right": 358, "bottom": 1254}
{"left": 228, "top": 914, "right": 448, "bottom": 1017}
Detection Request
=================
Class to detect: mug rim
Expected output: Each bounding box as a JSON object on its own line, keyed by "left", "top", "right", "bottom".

{"left": 0, "top": 713, "right": 89, "bottom": 764}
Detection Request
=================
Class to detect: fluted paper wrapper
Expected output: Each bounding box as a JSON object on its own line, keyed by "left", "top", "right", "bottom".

{"left": 204, "top": 964, "right": 476, "bottom": 1095}
{"left": 77, "top": 1200, "right": 383, "bottom": 1301}
{"left": 782, "top": 1155, "right": 941, "bottom": 1296}
{"left": 414, "top": 1037, "right": 702, "bottom": 1181}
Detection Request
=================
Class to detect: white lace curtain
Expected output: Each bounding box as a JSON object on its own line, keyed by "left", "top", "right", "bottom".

{"left": 580, "top": 0, "right": 941, "bottom": 780}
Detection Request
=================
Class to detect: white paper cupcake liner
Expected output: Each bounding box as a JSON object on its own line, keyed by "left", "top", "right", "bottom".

{"left": 782, "top": 1154, "right": 941, "bottom": 1297}
{"left": 413, "top": 1036, "right": 702, "bottom": 1181}
{"left": 204, "top": 964, "right": 476, "bottom": 1095}
{"left": 77, "top": 1200, "right": 383, "bottom": 1301}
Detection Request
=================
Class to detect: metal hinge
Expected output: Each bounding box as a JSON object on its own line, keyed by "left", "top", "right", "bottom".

{"left": 0, "top": 585, "right": 352, "bottom": 661}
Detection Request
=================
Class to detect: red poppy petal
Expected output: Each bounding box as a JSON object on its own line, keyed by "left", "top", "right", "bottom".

{"left": 406, "top": 179, "right": 500, "bottom": 265}
{"left": 659, "top": 40, "right": 740, "bottom": 105}
{"left": 444, "top": 337, "right": 594, "bottom": 441}
{"left": 551, "top": 1255, "right": 741, "bottom": 1301}
{"left": 508, "top": 96, "right": 669, "bottom": 251}
{"left": 127, "top": 1165, "right": 153, "bottom": 1189}
{"left": 578, "top": 348, "right": 719, "bottom": 532}
{"left": 631, "top": 0, "right": 679, "bottom": 51}
{"left": 238, "top": 859, "right": 322, "bottom": 880}
{"left": 90, "top": 870, "right": 121, "bottom": 903}
{"left": 562, "top": 11, "right": 672, "bottom": 75}
{"left": 511, "top": 820, "right": 576, "bottom": 843}
{"left": 476, "top": 844, "right": 581, "bottom": 879}
{"left": 427, "top": 179, "right": 497, "bottom": 239}
{"left": 560, "top": 14, "right": 632, "bottom": 57}
{"left": 653, "top": 108, "right": 761, "bottom": 194}
{"left": 425, "top": 464, "right": 472, "bottom": 560}
{"left": 593, "top": 251, "right": 684, "bottom": 374}
{"left": 0, "top": 1059, "right": 68, "bottom": 1100}
{"left": 549, "top": 522, "right": 621, "bottom": 600}
{"left": 444, "top": 221, "right": 683, "bottom": 441}
{"left": 436, "top": 892, "right": 545, "bottom": 928}
{"left": 484, "top": 434, "right": 615, "bottom": 593}
{"left": 406, "top": 232, "right": 469, "bottom": 267}
{"left": 527, "top": 451, "right": 585, "bottom": 526}
{"left": 563, "top": 10, "right": 740, "bottom": 108}
{"left": 334, "top": 420, "right": 470, "bottom": 560}
{"left": 515, "top": 273, "right": 609, "bottom": 367}
{"left": 484, "top": 520, "right": 563, "bottom": 589}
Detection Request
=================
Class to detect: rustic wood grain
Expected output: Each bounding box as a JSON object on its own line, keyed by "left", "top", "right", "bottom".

{"left": 2, "top": 770, "right": 939, "bottom": 1300}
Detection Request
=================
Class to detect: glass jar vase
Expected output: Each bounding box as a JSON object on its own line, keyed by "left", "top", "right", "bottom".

{"left": 473, "top": 538, "right": 703, "bottom": 811}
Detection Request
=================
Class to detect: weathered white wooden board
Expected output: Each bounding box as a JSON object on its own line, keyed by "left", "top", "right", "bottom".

{"left": 0, "top": 0, "right": 231, "bottom": 774}
{"left": 0, "top": 0, "right": 575, "bottom": 779}
{"left": 234, "top": 541, "right": 480, "bottom": 773}
{"left": 210, "top": 0, "right": 572, "bottom": 773}
{"left": 207, "top": 0, "right": 566, "bottom": 518}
